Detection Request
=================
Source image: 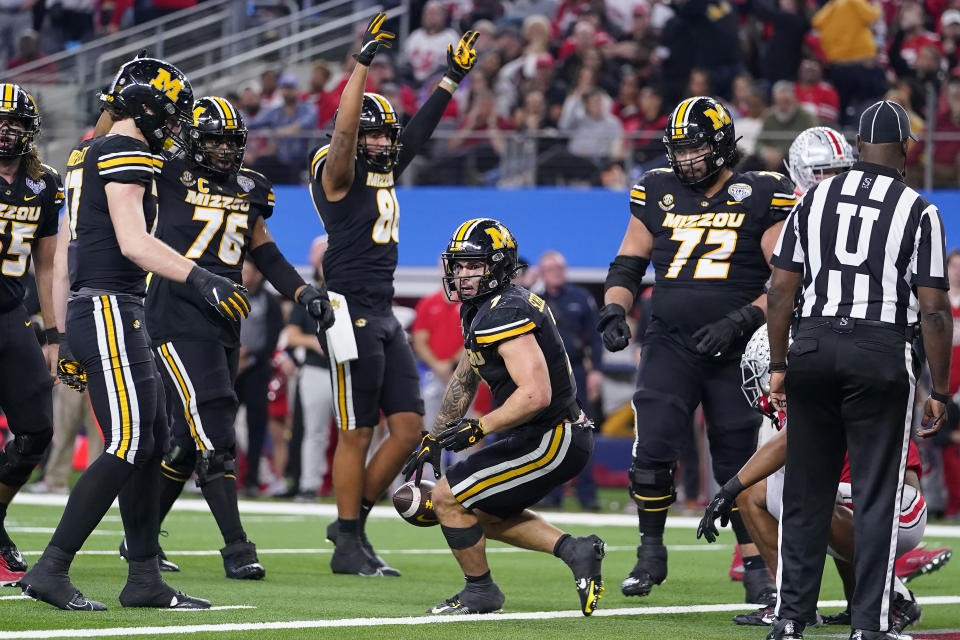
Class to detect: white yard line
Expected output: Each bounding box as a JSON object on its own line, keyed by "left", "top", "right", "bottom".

{"left": 7, "top": 528, "right": 121, "bottom": 537}
{"left": 159, "top": 606, "right": 256, "bottom": 612}
{"left": 0, "top": 597, "right": 958, "bottom": 638}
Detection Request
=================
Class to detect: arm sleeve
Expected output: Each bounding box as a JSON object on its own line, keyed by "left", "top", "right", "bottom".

{"left": 395, "top": 86, "right": 453, "bottom": 177}
{"left": 96, "top": 136, "right": 158, "bottom": 186}
{"left": 309, "top": 144, "right": 330, "bottom": 182}
{"left": 770, "top": 200, "right": 806, "bottom": 273}
{"left": 912, "top": 205, "right": 949, "bottom": 289}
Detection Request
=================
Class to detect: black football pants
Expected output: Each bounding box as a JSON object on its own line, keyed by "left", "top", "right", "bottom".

{"left": 776, "top": 318, "right": 918, "bottom": 633}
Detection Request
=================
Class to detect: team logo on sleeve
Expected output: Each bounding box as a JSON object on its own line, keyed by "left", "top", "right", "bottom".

{"left": 658, "top": 193, "right": 675, "bottom": 211}
{"left": 180, "top": 170, "right": 196, "bottom": 186}
{"left": 237, "top": 175, "right": 255, "bottom": 193}
{"left": 727, "top": 183, "right": 752, "bottom": 202}
{"left": 24, "top": 178, "right": 45, "bottom": 195}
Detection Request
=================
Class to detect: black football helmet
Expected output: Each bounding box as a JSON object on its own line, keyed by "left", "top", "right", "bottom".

{"left": 357, "top": 92, "right": 402, "bottom": 172}
{"left": 187, "top": 96, "right": 247, "bottom": 177}
{"left": 100, "top": 56, "right": 194, "bottom": 156}
{"left": 663, "top": 96, "right": 737, "bottom": 188}
{"left": 0, "top": 83, "right": 41, "bottom": 158}
{"left": 441, "top": 218, "right": 520, "bottom": 304}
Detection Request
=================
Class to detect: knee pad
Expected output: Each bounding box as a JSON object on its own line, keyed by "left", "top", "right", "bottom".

{"left": 440, "top": 523, "right": 484, "bottom": 550}
{"left": 629, "top": 462, "right": 677, "bottom": 512}
{"left": 0, "top": 431, "right": 53, "bottom": 487}
{"left": 196, "top": 448, "right": 237, "bottom": 487}
{"left": 160, "top": 445, "right": 196, "bottom": 483}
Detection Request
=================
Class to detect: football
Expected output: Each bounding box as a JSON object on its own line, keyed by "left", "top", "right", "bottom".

{"left": 392, "top": 480, "right": 439, "bottom": 527}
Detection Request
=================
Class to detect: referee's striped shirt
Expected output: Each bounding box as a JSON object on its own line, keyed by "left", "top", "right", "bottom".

{"left": 771, "top": 161, "right": 948, "bottom": 325}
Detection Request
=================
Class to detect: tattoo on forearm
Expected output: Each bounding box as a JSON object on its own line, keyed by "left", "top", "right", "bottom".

{"left": 431, "top": 360, "right": 481, "bottom": 435}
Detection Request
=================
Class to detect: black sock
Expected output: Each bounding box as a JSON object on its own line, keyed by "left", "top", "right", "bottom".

{"left": 743, "top": 554, "right": 767, "bottom": 571}
{"left": 638, "top": 508, "right": 668, "bottom": 546}
{"left": 359, "top": 499, "right": 375, "bottom": 530}
{"left": 201, "top": 476, "right": 245, "bottom": 545}
{"left": 339, "top": 518, "right": 359, "bottom": 535}
{"left": 553, "top": 533, "right": 572, "bottom": 558}
{"left": 729, "top": 510, "right": 753, "bottom": 545}
{"left": 0, "top": 502, "right": 10, "bottom": 547}
{"left": 465, "top": 570, "right": 492, "bottom": 585}
{"left": 51, "top": 453, "right": 134, "bottom": 553}
{"left": 118, "top": 456, "right": 162, "bottom": 562}
{"left": 156, "top": 475, "right": 186, "bottom": 529}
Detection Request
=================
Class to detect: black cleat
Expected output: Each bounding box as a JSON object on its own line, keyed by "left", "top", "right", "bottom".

{"left": 561, "top": 535, "right": 605, "bottom": 616}
{"left": 621, "top": 543, "right": 666, "bottom": 597}
{"left": 890, "top": 591, "right": 921, "bottom": 634}
{"left": 767, "top": 618, "right": 804, "bottom": 640}
{"left": 428, "top": 582, "right": 505, "bottom": 615}
{"left": 327, "top": 521, "right": 400, "bottom": 577}
{"left": 734, "top": 605, "right": 775, "bottom": 626}
{"left": 119, "top": 538, "right": 180, "bottom": 572}
{"left": 849, "top": 630, "right": 903, "bottom": 639}
{"left": 744, "top": 567, "right": 778, "bottom": 606}
{"left": 119, "top": 558, "right": 210, "bottom": 609}
{"left": 0, "top": 543, "right": 27, "bottom": 586}
{"left": 19, "top": 548, "right": 106, "bottom": 611}
{"left": 822, "top": 608, "right": 851, "bottom": 626}
{"left": 221, "top": 539, "right": 265, "bottom": 580}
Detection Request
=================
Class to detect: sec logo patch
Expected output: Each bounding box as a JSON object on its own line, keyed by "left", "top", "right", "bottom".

{"left": 354, "top": 318, "right": 367, "bottom": 327}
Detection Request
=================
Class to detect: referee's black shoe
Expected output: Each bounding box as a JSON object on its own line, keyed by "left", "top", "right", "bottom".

{"left": 19, "top": 546, "right": 106, "bottom": 611}
{"left": 326, "top": 520, "right": 400, "bottom": 577}
{"left": 119, "top": 537, "right": 180, "bottom": 572}
{"left": 119, "top": 558, "right": 210, "bottom": 609}
{"left": 559, "top": 534, "right": 606, "bottom": 615}
{"left": 766, "top": 618, "right": 804, "bottom": 639}
{"left": 621, "top": 543, "right": 666, "bottom": 596}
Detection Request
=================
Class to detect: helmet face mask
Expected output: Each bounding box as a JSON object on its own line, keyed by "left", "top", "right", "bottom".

{"left": 0, "top": 84, "right": 41, "bottom": 158}
{"left": 740, "top": 325, "right": 788, "bottom": 429}
{"left": 188, "top": 96, "right": 247, "bottom": 177}
{"left": 441, "top": 218, "right": 519, "bottom": 304}
{"left": 787, "top": 126, "right": 854, "bottom": 194}
{"left": 663, "top": 96, "right": 736, "bottom": 188}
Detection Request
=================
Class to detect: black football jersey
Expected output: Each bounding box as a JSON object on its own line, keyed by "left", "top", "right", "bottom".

{"left": 309, "top": 145, "right": 399, "bottom": 314}
{"left": 65, "top": 135, "right": 160, "bottom": 296}
{"left": 146, "top": 158, "right": 275, "bottom": 346}
{"left": 630, "top": 168, "right": 797, "bottom": 341}
{"left": 0, "top": 164, "right": 63, "bottom": 311}
{"left": 461, "top": 284, "right": 579, "bottom": 436}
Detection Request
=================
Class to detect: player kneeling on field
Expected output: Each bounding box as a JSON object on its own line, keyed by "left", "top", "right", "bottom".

{"left": 403, "top": 218, "right": 605, "bottom": 616}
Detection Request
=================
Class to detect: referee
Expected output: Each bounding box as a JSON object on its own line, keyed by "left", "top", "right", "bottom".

{"left": 764, "top": 100, "right": 952, "bottom": 640}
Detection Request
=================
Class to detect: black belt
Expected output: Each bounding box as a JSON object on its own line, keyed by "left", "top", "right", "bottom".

{"left": 797, "top": 316, "right": 918, "bottom": 341}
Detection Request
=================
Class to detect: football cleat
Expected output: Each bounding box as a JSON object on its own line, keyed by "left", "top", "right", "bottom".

{"left": 766, "top": 618, "right": 804, "bottom": 640}
{"left": 890, "top": 590, "right": 921, "bottom": 634}
{"left": 221, "top": 539, "right": 265, "bottom": 580}
{"left": 326, "top": 520, "right": 400, "bottom": 577}
{"left": 330, "top": 532, "right": 398, "bottom": 577}
{"left": 428, "top": 582, "right": 505, "bottom": 615}
{"left": 730, "top": 546, "right": 744, "bottom": 581}
{"left": 120, "top": 585, "right": 210, "bottom": 609}
{"left": 561, "top": 534, "right": 605, "bottom": 616}
{"left": 0, "top": 543, "right": 28, "bottom": 586}
{"left": 19, "top": 553, "right": 106, "bottom": 611}
{"left": 896, "top": 546, "right": 951, "bottom": 583}
{"left": 119, "top": 538, "right": 180, "bottom": 572}
{"left": 744, "top": 567, "right": 778, "bottom": 606}
{"left": 734, "top": 605, "right": 775, "bottom": 626}
{"left": 822, "top": 608, "right": 851, "bottom": 625}
{"left": 849, "top": 630, "right": 904, "bottom": 639}
{"left": 621, "top": 543, "right": 666, "bottom": 597}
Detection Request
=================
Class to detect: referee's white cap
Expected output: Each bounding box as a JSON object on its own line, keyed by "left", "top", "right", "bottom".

{"left": 858, "top": 100, "right": 919, "bottom": 144}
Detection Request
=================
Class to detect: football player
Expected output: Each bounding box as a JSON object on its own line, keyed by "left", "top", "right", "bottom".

{"left": 310, "top": 12, "right": 479, "bottom": 576}
{"left": 597, "top": 96, "right": 797, "bottom": 604}
{"left": 128, "top": 96, "right": 334, "bottom": 580}
{"left": 698, "top": 326, "right": 934, "bottom": 636}
{"left": 403, "top": 218, "right": 605, "bottom": 616}
{"left": 18, "top": 57, "right": 241, "bottom": 611}
{"left": 0, "top": 84, "right": 61, "bottom": 587}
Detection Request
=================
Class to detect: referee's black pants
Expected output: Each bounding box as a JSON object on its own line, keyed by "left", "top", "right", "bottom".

{"left": 777, "top": 318, "right": 918, "bottom": 633}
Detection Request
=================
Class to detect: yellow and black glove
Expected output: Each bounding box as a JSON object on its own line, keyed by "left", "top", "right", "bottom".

{"left": 402, "top": 431, "right": 442, "bottom": 486}
{"left": 437, "top": 417, "right": 485, "bottom": 452}
{"left": 354, "top": 12, "right": 395, "bottom": 66}
{"left": 187, "top": 265, "right": 250, "bottom": 322}
{"left": 445, "top": 30, "right": 479, "bottom": 84}
{"left": 57, "top": 337, "right": 87, "bottom": 393}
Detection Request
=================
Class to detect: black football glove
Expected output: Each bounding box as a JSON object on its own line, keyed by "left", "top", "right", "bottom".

{"left": 401, "top": 431, "right": 442, "bottom": 486}
{"left": 354, "top": 12, "right": 395, "bottom": 66}
{"left": 696, "top": 477, "right": 744, "bottom": 543}
{"left": 57, "top": 336, "right": 87, "bottom": 393}
{"left": 597, "top": 303, "right": 631, "bottom": 352}
{"left": 298, "top": 284, "right": 335, "bottom": 332}
{"left": 692, "top": 304, "right": 764, "bottom": 357}
{"left": 437, "top": 417, "right": 485, "bottom": 452}
{"left": 445, "top": 30, "right": 479, "bottom": 84}
{"left": 187, "top": 265, "right": 250, "bottom": 322}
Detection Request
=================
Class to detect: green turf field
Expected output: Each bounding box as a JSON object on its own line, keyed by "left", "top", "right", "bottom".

{"left": 1, "top": 497, "right": 958, "bottom": 639}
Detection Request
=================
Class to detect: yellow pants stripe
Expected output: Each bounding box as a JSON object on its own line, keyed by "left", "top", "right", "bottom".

{"left": 159, "top": 343, "right": 206, "bottom": 451}
{"left": 100, "top": 296, "right": 132, "bottom": 460}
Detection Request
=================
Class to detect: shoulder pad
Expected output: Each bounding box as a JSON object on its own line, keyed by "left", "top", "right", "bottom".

{"left": 310, "top": 144, "right": 330, "bottom": 180}
{"left": 630, "top": 168, "right": 674, "bottom": 208}
{"left": 470, "top": 288, "right": 543, "bottom": 348}
{"left": 40, "top": 163, "right": 60, "bottom": 178}
{"left": 96, "top": 135, "right": 161, "bottom": 180}
{"left": 745, "top": 170, "right": 799, "bottom": 213}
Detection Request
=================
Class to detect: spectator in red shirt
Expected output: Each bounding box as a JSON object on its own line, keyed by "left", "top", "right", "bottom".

{"left": 411, "top": 287, "right": 464, "bottom": 431}
{"left": 794, "top": 58, "right": 840, "bottom": 123}
{"left": 302, "top": 61, "right": 335, "bottom": 129}
{"left": 6, "top": 31, "right": 57, "bottom": 83}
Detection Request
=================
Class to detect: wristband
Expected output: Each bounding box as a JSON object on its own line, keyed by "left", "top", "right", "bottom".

{"left": 721, "top": 475, "right": 745, "bottom": 498}
{"left": 931, "top": 390, "right": 951, "bottom": 404}
{"left": 769, "top": 361, "right": 787, "bottom": 372}
{"left": 44, "top": 328, "right": 60, "bottom": 345}
{"left": 441, "top": 76, "right": 459, "bottom": 91}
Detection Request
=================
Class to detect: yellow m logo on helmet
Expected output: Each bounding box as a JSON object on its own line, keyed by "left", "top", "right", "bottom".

{"left": 150, "top": 68, "right": 184, "bottom": 102}
{"left": 484, "top": 226, "right": 515, "bottom": 250}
